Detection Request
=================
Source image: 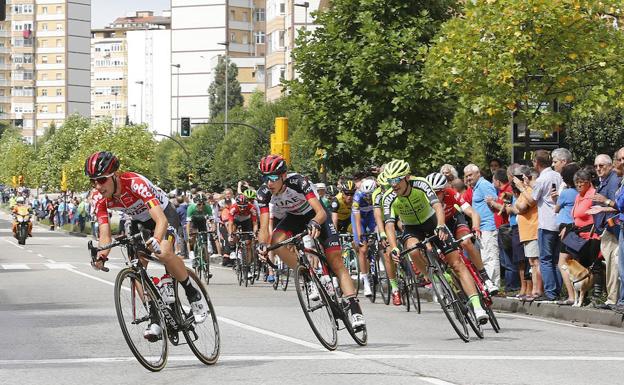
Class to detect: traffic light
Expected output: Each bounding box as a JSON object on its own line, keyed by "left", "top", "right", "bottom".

{"left": 271, "top": 117, "right": 290, "bottom": 165}
{"left": 180, "top": 117, "right": 191, "bottom": 137}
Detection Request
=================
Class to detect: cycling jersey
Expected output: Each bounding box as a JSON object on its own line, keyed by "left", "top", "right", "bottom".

{"left": 227, "top": 203, "right": 258, "bottom": 222}
{"left": 371, "top": 186, "right": 388, "bottom": 209}
{"left": 439, "top": 188, "right": 471, "bottom": 221}
{"left": 257, "top": 173, "right": 318, "bottom": 217}
{"left": 352, "top": 190, "right": 374, "bottom": 215}
{"left": 95, "top": 172, "right": 169, "bottom": 225}
{"left": 187, "top": 203, "right": 212, "bottom": 223}
{"left": 382, "top": 177, "right": 438, "bottom": 226}
{"left": 330, "top": 193, "right": 352, "bottom": 221}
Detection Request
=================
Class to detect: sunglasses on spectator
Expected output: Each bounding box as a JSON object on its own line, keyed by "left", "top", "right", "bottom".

{"left": 387, "top": 176, "right": 404, "bottom": 186}
{"left": 90, "top": 175, "right": 112, "bottom": 186}
{"left": 263, "top": 174, "right": 280, "bottom": 183}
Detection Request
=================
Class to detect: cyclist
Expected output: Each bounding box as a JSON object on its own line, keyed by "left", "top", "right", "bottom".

{"left": 186, "top": 193, "right": 213, "bottom": 274}
{"left": 85, "top": 151, "right": 210, "bottom": 341}
{"left": 218, "top": 189, "right": 235, "bottom": 266}
{"left": 256, "top": 155, "right": 365, "bottom": 328}
{"left": 315, "top": 183, "right": 331, "bottom": 209}
{"left": 426, "top": 172, "right": 498, "bottom": 294}
{"left": 382, "top": 159, "right": 488, "bottom": 323}
{"left": 331, "top": 180, "right": 355, "bottom": 233}
{"left": 12, "top": 196, "right": 33, "bottom": 238}
{"left": 227, "top": 193, "right": 259, "bottom": 277}
{"left": 352, "top": 178, "right": 378, "bottom": 297}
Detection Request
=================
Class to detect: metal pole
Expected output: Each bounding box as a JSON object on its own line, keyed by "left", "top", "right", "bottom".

{"left": 176, "top": 66, "right": 180, "bottom": 135}
{"left": 139, "top": 82, "right": 143, "bottom": 124}
{"left": 224, "top": 50, "right": 228, "bottom": 134}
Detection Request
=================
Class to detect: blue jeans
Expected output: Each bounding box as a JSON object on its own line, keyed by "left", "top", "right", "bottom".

{"left": 538, "top": 229, "right": 562, "bottom": 300}
{"left": 617, "top": 227, "right": 624, "bottom": 305}
{"left": 498, "top": 230, "right": 519, "bottom": 291}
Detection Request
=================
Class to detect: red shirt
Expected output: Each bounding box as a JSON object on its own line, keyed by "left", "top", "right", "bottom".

{"left": 462, "top": 186, "right": 473, "bottom": 205}
{"left": 494, "top": 182, "right": 513, "bottom": 228}
{"left": 227, "top": 203, "right": 258, "bottom": 222}
{"left": 573, "top": 186, "right": 599, "bottom": 240}
{"left": 440, "top": 188, "right": 470, "bottom": 221}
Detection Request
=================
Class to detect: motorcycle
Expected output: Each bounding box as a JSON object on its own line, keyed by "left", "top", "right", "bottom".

{"left": 13, "top": 213, "right": 31, "bottom": 245}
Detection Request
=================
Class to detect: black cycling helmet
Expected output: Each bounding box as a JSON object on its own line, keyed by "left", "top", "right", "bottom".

{"left": 338, "top": 180, "right": 356, "bottom": 194}
{"left": 194, "top": 193, "right": 207, "bottom": 204}
{"left": 235, "top": 193, "right": 248, "bottom": 207}
{"left": 84, "top": 151, "right": 119, "bottom": 179}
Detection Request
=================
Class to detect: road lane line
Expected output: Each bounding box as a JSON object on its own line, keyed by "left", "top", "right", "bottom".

{"left": 3, "top": 353, "right": 624, "bottom": 366}
{"left": 1, "top": 264, "right": 30, "bottom": 270}
{"left": 45, "top": 263, "right": 76, "bottom": 269}
{"left": 2, "top": 238, "right": 23, "bottom": 249}
{"left": 499, "top": 312, "right": 624, "bottom": 336}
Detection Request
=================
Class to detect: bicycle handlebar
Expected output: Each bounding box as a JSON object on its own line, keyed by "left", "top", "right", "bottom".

{"left": 87, "top": 233, "right": 143, "bottom": 272}
{"left": 266, "top": 230, "right": 309, "bottom": 252}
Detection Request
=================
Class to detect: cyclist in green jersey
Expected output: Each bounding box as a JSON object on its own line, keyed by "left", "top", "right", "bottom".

{"left": 382, "top": 159, "right": 488, "bottom": 323}
{"left": 186, "top": 194, "right": 213, "bottom": 262}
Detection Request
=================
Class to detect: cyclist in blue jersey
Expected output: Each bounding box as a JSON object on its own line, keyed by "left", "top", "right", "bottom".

{"left": 352, "top": 178, "right": 378, "bottom": 297}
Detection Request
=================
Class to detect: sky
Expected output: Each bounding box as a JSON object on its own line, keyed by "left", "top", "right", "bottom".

{"left": 91, "top": 0, "right": 171, "bottom": 28}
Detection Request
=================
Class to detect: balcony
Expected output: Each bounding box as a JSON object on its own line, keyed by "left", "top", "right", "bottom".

{"left": 229, "top": 42, "right": 253, "bottom": 54}
{"left": 37, "top": 14, "right": 66, "bottom": 22}
{"left": 36, "top": 96, "right": 65, "bottom": 103}
{"left": 229, "top": 20, "right": 252, "bottom": 31}
{"left": 36, "top": 30, "right": 65, "bottom": 38}
{"left": 0, "top": 47, "right": 10, "bottom": 54}
{"left": 37, "top": 112, "right": 65, "bottom": 120}
{"left": 0, "top": 96, "right": 11, "bottom": 103}
{"left": 37, "top": 47, "right": 65, "bottom": 54}
{"left": 36, "top": 80, "right": 65, "bottom": 87}
{"left": 0, "top": 31, "right": 10, "bottom": 38}
{"left": 0, "top": 79, "right": 11, "bottom": 86}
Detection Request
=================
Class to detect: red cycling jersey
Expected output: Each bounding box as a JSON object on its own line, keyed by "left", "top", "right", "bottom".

{"left": 95, "top": 172, "right": 169, "bottom": 225}
{"left": 227, "top": 203, "right": 257, "bottom": 223}
{"left": 440, "top": 188, "right": 471, "bottom": 221}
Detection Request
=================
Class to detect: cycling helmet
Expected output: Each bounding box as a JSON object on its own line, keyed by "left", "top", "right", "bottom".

{"left": 194, "top": 193, "right": 207, "bottom": 204}
{"left": 259, "top": 154, "right": 287, "bottom": 175}
{"left": 315, "top": 182, "right": 326, "bottom": 191}
{"left": 360, "top": 179, "right": 377, "bottom": 194}
{"left": 426, "top": 172, "right": 448, "bottom": 191}
{"left": 384, "top": 159, "right": 410, "bottom": 179}
{"left": 243, "top": 189, "right": 257, "bottom": 200}
{"left": 376, "top": 169, "right": 388, "bottom": 186}
{"left": 338, "top": 180, "right": 356, "bottom": 194}
{"left": 326, "top": 185, "right": 338, "bottom": 197}
{"left": 84, "top": 151, "right": 119, "bottom": 179}
{"left": 235, "top": 194, "right": 248, "bottom": 206}
{"left": 16, "top": 196, "right": 25, "bottom": 204}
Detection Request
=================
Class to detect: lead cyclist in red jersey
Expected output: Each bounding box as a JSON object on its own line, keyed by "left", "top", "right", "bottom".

{"left": 86, "top": 151, "right": 210, "bottom": 341}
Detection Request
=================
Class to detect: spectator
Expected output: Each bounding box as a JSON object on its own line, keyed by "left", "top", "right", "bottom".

{"left": 512, "top": 166, "right": 542, "bottom": 300}
{"left": 587, "top": 154, "right": 621, "bottom": 308}
{"left": 554, "top": 163, "right": 581, "bottom": 305}
{"left": 451, "top": 178, "right": 466, "bottom": 195}
{"left": 610, "top": 147, "right": 624, "bottom": 313}
{"left": 504, "top": 165, "right": 529, "bottom": 298}
{"left": 464, "top": 164, "right": 499, "bottom": 291}
{"left": 552, "top": 148, "right": 573, "bottom": 190}
{"left": 440, "top": 164, "right": 459, "bottom": 182}
{"left": 489, "top": 158, "right": 504, "bottom": 180}
{"left": 57, "top": 198, "right": 66, "bottom": 227}
{"left": 48, "top": 199, "right": 58, "bottom": 231}
{"left": 77, "top": 197, "right": 88, "bottom": 233}
{"left": 521, "top": 150, "right": 563, "bottom": 301}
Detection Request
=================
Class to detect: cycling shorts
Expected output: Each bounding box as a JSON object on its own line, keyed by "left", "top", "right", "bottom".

{"left": 336, "top": 218, "right": 352, "bottom": 234}
{"left": 129, "top": 203, "right": 179, "bottom": 245}
{"left": 400, "top": 214, "right": 458, "bottom": 256}
{"left": 234, "top": 218, "right": 253, "bottom": 233}
{"left": 189, "top": 216, "right": 208, "bottom": 232}
{"left": 273, "top": 208, "right": 340, "bottom": 254}
{"left": 352, "top": 211, "right": 376, "bottom": 245}
{"left": 446, "top": 212, "right": 470, "bottom": 239}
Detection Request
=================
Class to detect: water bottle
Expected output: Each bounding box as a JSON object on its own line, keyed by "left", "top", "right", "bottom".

{"left": 159, "top": 274, "right": 175, "bottom": 304}
{"left": 320, "top": 275, "right": 335, "bottom": 297}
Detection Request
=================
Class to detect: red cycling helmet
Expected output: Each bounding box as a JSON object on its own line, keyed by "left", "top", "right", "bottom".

{"left": 84, "top": 151, "right": 119, "bottom": 179}
{"left": 259, "top": 154, "right": 287, "bottom": 175}
{"left": 235, "top": 194, "right": 248, "bottom": 207}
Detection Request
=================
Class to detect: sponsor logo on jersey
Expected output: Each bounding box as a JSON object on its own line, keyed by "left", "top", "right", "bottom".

{"left": 131, "top": 179, "right": 153, "bottom": 199}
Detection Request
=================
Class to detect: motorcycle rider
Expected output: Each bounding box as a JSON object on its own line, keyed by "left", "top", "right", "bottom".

{"left": 12, "top": 196, "right": 33, "bottom": 238}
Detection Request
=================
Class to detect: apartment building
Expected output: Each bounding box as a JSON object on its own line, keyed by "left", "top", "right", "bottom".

{"left": 170, "top": 0, "right": 266, "bottom": 133}
{"left": 91, "top": 11, "right": 170, "bottom": 127}
{"left": 0, "top": 0, "right": 91, "bottom": 143}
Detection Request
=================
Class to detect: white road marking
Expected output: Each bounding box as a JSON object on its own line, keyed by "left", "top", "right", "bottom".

{"left": 1, "top": 264, "right": 30, "bottom": 270}
{"left": 44, "top": 263, "right": 75, "bottom": 269}
{"left": 46, "top": 259, "right": 56, "bottom": 263}
{"left": 2, "top": 353, "right": 624, "bottom": 366}
{"left": 2, "top": 239, "right": 23, "bottom": 249}
{"left": 26, "top": 249, "right": 33, "bottom": 253}
{"left": 500, "top": 312, "right": 624, "bottom": 336}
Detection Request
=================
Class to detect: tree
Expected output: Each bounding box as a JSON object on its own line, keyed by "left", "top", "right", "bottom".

{"left": 0, "top": 128, "right": 35, "bottom": 186}
{"left": 565, "top": 109, "right": 624, "bottom": 166}
{"left": 208, "top": 56, "right": 244, "bottom": 118}
{"left": 287, "top": 0, "right": 460, "bottom": 174}
{"left": 425, "top": 0, "right": 624, "bottom": 156}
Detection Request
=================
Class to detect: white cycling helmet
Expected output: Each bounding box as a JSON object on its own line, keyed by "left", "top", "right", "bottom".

{"left": 426, "top": 172, "right": 447, "bottom": 191}
{"left": 315, "top": 182, "right": 326, "bottom": 191}
{"left": 16, "top": 196, "right": 25, "bottom": 204}
{"left": 360, "top": 178, "right": 377, "bottom": 194}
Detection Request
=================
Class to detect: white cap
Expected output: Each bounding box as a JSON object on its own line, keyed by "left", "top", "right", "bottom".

{"left": 315, "top": 182, "right": 326, "bottom": 190}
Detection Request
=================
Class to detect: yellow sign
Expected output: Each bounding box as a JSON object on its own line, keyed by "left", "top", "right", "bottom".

{"left": 271, "top": 117, "right": 290, "bottom": 165}
{"left": 12, "top": 175, "right": 17, "bottom": 188}
{"left": 60, "top": 169, "right": 68, "bottom": 192}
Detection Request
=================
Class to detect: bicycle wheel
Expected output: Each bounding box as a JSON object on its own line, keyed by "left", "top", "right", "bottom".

{"left": 480, "top": 291, "right": 500, "bottom": 333}
{"left": 281, "top": 265, "right": 291, "bottom": 291}
{"left": 345, "top": 249, "right": 361, "bottom": 295}
{"left": 368, "top": 252, "right": 378, "bottom": 303}
{"left": 114, "top": 268, "right": 168, "bottom": 372}
{"left": 294, "top": 265, "right": 338, "bottom": 351}
{"left": 203, "top": 244, "right": 211, "bottom": 285}
{"left": 378, "top": 252, "right": 391, "bottom": 305}
{"left": 428, "top": 267, "right": 470, "bottom": 342}
{"left": 407, "top": 273, "right": 421, "bottom": 314}
{"left": 400, "top": 276, "right": 410, "bottom": 312}
{"left": 342, "top": 299, "right": 368, "bottom": 346}
{"left": 194, "top": 245, "right": 203, "bottom": 283}
{"left": 176, "top": 269, "right": 220, "bottom": 365}
{"left": 450, "top": 273, "right": 483, "bottom": 339}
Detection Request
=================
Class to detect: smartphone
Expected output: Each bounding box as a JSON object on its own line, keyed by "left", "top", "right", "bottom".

{"left": 551, "top": 183, "right": 557, "bottom": 191}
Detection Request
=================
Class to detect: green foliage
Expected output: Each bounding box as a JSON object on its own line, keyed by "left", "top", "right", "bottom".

{"left": 0, "top": 129, "right": 35, "bottom": 186}
{"left": 208, "top": 56, "right": 245, "bottom": 118}
{"left": 565, "top": 109, "right": 624, "bottom": 166}
{"left": 425, "top": 0, "right": 624, "bottom": 151}
{"left": 287, "top": 0, "right": 461, "bottom": 174}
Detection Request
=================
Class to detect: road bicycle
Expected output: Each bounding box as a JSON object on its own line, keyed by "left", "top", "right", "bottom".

{"left": 233, "top": 231, "right": 257, "bottom": 287}
{"left": 271, "top": 255, "right": 291, "bottom": 291}
{"left": 339, "top": 233, "right": 361, "bottom": 295}
{"left": 192, "top": 218, "right": 219, "bottom": 285}
{"left": 267, "top": 230, "right": 367, "bottom": 350}
{"left": 88, "top": 231, "right": 220, "bottom": 371}
{"left": 400, "top": 234, "right": 482, "bottom": 342}
{"left": 394, "top": 246, "right": 422, "bottom": 313}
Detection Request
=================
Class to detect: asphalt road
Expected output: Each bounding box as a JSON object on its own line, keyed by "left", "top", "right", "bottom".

{"left": 1, "top": 211, "right": 623, "bottom": 385}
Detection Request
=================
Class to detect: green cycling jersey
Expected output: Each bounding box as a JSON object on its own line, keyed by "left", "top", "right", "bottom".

{"left": 372, "top": 185, "right": 388, "bottom": 209}
{"left": 382, "top": 177, "right": 439, "bottom": 225}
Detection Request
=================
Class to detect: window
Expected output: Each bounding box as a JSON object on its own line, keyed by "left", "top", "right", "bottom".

{"left": 242, "top": 34, "right": 248, "bottom": 44}
{"left": 56, "top": 73, "right": 62, "bottom": 80}
{"left": 56, "top": 39, "right": 62, "bottom": 48}
{"left": 41, "top": 24, "right": 48, "bottom": 31}
{"left": 56, "top": 23, "right": 63, "bottom": 31}
{"left": 255, "top": 65, "right": 265, "bottom": 82}
{"left": 42, "top": 6, "right": 48, "bottom": 14}
{"left": 230, "top": 32, "right": 236, "bottom": 43}
{"left": 280, "top": 2, "right": 286, "bottom": 14}
{"left": 41, "top": 89, "right": 48, "bottom": 96}
{"left": 56, "top": 105, "right": 62, "bottom": 113}
{"left": 254, "top": 31, "right": 265, "bottom": 44}
{"left": 42, "top": 73, "right": 48, "bottom": 80}
{"left": 56, "top": 88, "right": 62, "bottom": 96}
{"left": 230, "top": 10, "right": 235, "bottom": 20}
{"left": 278, "top": 30, "right": 285, "bottom": 48}
{"left": 24, "top": 72, "right": 33, "bottom": 80}
{"left": 41, "top": 56, "right": 48, "bottom": 64}
{"left": 254, "top": 8, "right": 265, "bottom": 22}
{"left": 56, "top": 6, "right": 62, "bottom": 14}
{"left": 24, "top": 54, "right": 33, "bottom": 63}
{"left": 41, "top": 105, "right": 48, "bottom": 113}
{"left": 242, "top": 11, "right": 248, "bottom": 22}
{"left": 56, "top": 55, "right": 62, "bottom": 64}
{"left": 39, "top": 39, "right": 47, "bottom": 48}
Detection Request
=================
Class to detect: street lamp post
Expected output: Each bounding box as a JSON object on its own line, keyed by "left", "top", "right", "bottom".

{"left": 135, "top": 81, "right": 144, "bottom": 124}
{"left": 217, "top": 41, "right": 229, "bottom": 135}
{"left": 294, "top": 1, "right": 310, "bottom": 33}
{"left": 171, "top": 64, "right": 181, "bottom": 136}
{"left": 113, "top": 92, "right": 118, "bottom": 127}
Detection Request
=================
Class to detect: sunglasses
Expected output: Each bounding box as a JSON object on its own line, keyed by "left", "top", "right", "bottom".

{"left": 90, "top": 175, "right": 110, "bottom": 186}
{"left": 343, "top": 192, "right": 354, "bottom": 196}
{"left": 387, "top": 176, "right": 404, "bottom": 186}
{"left": 263, "top": 174, "right": 280, "bottom": 182}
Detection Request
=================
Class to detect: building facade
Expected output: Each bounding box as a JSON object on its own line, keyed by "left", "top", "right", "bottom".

{"left": 90, "top": 11, "right": 170, "bottom": 128}
{"left": 0, "top": 0, "right": 91, "bottom": 143}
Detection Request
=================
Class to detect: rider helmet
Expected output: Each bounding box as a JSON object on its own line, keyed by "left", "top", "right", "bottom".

{"left": 259, "top": 154, "right": 287, "bottom": 175}
{"left": 84, "top": 151, "right": 119, "bottom": 179}
{"left": 383, "top": 159, "right": 410, "bottom": 179}
{"left": 235, "top": 194, "right": 248, "bottom": 207}
{"left": 338, "top": 180, "right": 356, "bottom": 195}
{"left": 426, "top": 172, "right": 448, "bottom": 191}
{"left": 16, "top": 196, "right": 25, "bottom": 204}
{"left": 243, "top": 189, "right": 257, "bottom": 200}
{"left": 360, "top": 179, "right": 377, "bottom": 194}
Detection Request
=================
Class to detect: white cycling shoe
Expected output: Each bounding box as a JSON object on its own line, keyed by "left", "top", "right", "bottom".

{"left": 484, "top": 280, "right": 499, "bottom": 296}
{"left": 308, "top": 282, "right": 320, "bottom": 301}
{"left": 143, "top": 323, "right": 162, "bottom": 342}
{"left": 474, "top": 307, "right": 489, "bottom": 325}
{"left": 351, "top": 313, "right": 366, "bottom": 328}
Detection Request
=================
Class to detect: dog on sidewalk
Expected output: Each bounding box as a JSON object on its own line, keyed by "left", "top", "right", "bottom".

{"left": 561, "top": 260, "right": 593, "bottom": 307}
